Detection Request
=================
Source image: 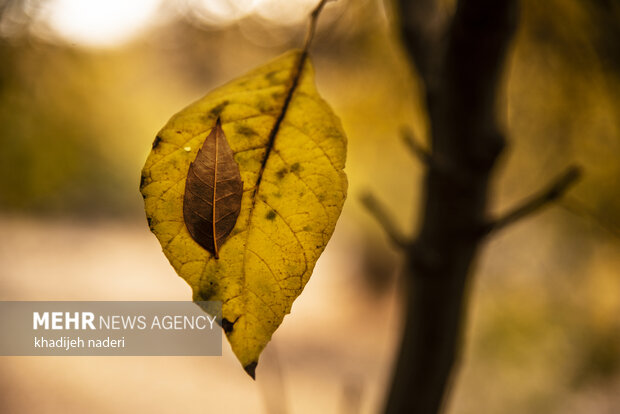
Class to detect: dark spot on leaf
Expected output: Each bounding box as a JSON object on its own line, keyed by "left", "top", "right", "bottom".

{"left": 303, "top": 225, "right": 311, "bottom": 231}
{"left": 152, "top": 136, "right": 162, "bottom": 149}
{"left": 210, "top": 100, "right": 229, "bottom": 118}
{"left": 291, "top": 162, "right": 301, "bottom": 172}
{"left": 274, "top": 192, "right": 282, "bottom": 198}
{"left": 266, "top": 210, "right": 276, "bottom": 221}
{"left": 265, "top": 70, "right": 278, "bottom": 85}
{"left": 244, "top": 361, "right": 257, "bottom": 380}
{"left": 276, "top": 167, "right": 287, "bottom": 179}
{"left": 199, "top": 284, "right": 216, "bottom": 301}
{"left": 222, "top": 318, "right": 235, "bottom": 334}
{"left": 236, "top": 124, "right": 257, "bottom": 137}
{"left": 271, "top": 91, "right": 284, "bottom": 100}
{"left": 257, "top": 99, "right": 270, "bottom": 113}
{"left": 176, "top": 130, "right": 182, "bottom": 134}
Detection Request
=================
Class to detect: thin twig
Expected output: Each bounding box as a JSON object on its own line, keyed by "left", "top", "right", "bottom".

{"left": 401, "top": 127, "right": 433, "bottom": 166}
{"left": 483, "top": 165, "right": 582, "bottom": 235}
{"left": 401, "top": 128, "right": 467, "bottom": 188}
{"left": 360, "top": 192, "right": 410, "bottom": 249}
{"left": 302, "top": 0, "right": 330, "bottom": 54}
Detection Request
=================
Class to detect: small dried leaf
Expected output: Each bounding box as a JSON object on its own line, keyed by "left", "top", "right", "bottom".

{"left": 183, "top": 118, "right": 243, "bottom": 259}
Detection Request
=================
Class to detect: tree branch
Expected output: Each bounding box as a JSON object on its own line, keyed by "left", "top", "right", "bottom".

{"left": 398, "top": 0, "right": 449, "bottom": 88}
{"left": 400, "top": 128, "right": 464, "bottom": 183}
{"left": 483, "top": 166, "right": 582, "bottom": 235}
{"left": 401, "top": 127, "right": 433, "bottom": 166}
{"left": 360, "top": 192, "right": 410, "bottom": 249}
{"left": 385, "top": 1, "right": 519, "bottom": 413}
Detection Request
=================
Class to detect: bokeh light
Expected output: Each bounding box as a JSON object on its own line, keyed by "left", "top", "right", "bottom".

{"left": 42, "top": 0, "right": 163, "bottom": 47}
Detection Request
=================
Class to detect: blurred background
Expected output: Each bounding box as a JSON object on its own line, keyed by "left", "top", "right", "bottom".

{"left": 0, "top": 0, "right": 619, "bottom": 413}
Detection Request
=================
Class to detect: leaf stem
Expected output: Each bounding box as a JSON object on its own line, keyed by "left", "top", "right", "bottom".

{"left": 302, "top": 0, "right": 330, "bottom": 54}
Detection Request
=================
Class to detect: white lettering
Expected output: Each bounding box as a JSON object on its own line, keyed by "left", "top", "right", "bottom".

{"left": 51, "top": 312, "right": 63, "bottom": 330}
{"left": 33, "top": 312, "right": 49, "bottom": 330}
{"left": 82, "top": 312, "right": 95, "bottom": 330}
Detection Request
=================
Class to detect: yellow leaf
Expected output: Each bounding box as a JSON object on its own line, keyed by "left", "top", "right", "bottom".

{"left": 140, "top": 50, "right": 347, "bottom": 377}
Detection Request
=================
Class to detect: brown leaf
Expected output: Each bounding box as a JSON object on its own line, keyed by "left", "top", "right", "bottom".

{"left": 183, "top": 117, "right": 243, "bottom": 259}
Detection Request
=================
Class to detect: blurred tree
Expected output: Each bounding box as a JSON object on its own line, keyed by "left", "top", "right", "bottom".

{"left": 363, "top": 0, "right": 583, "bottom": 413}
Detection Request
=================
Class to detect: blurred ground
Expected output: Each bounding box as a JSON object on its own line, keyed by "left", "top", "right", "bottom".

{"left": 1, "top": 208, "right": 619, "bottom": 414}
{"left": 0, "top": 215, "right": 400, "bottom": 414}
{"left": 0, "top": 0, "right": 619, "bottom": 413}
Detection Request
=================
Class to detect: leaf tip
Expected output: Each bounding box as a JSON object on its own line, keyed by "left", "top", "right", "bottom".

{"left": 244, "top": 361, "right": 258, "bottom": 380}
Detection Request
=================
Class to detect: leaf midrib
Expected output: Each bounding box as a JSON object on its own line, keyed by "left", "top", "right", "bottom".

{"left": 250, "top": 50, "right": 309, "bottom": 203}
{"left": 235, "top": 51, "right": 309, "bottom": 355}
